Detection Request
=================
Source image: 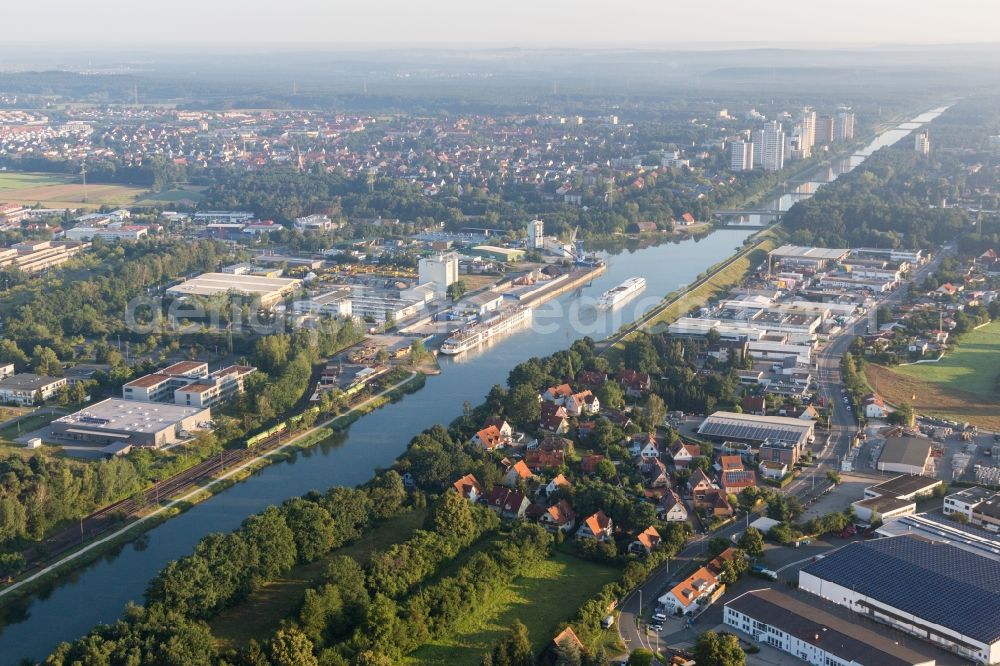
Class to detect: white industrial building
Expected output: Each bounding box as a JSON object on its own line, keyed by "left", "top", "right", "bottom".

{"left": 943, "top": 486, "right": 997, "bottom": 521}
{"left": 799, "top": 535, "right": 1000, "bottom": 665}
{"left": 725, "top": 588, "right": 937, "bottom": 666}
{"left": 418, "top": 252, "right": 459, "bottom": 294}
{"left": 166, "top": 272, "right": 301, "bottom": 309}
{"left": 876, "top": 436, "right": 934, "bottom": 475}
{"left": 50, "top": 398, "right": 211, "bottom": 449}
{"left": 64, "top": 226, "right": 149, "bottom": 242}
{"left": 526, "top": 219, "right": 544, "bottom": 249}
{"left": 0, "top": 373, "right": 68, "bottom": 406}
{"left": 292, "top": 288, "right": 355, "bottom": 318}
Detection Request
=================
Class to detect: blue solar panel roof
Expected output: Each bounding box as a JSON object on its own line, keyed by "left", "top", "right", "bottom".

{"left": 802, "top": 535, "right": 1000, "bottom": 644}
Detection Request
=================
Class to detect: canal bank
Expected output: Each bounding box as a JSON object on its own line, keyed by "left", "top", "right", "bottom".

{"left": 0, "top": 105, "right": 952, "bottom": 662}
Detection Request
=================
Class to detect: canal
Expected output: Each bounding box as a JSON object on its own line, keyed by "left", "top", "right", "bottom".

{"left": 0, "top": 105, "right": 950, "bottom": 663}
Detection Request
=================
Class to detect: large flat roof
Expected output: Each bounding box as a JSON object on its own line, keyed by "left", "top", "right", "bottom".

{"left": 726, "top": 588, "right": 937, "bottom": 666}
{"left": 770, "top": 245, "right": 851, "bottom": 261}
{"left": 867, "top": 473, "right": 941, "bottom": 498}
{"left": 166, "top": 272, "right": 300, "bottom": 299}
{"left": 877, "top": 513, "right": 1000, "bottom": 563}
{"left": 0, "top": 373, "right": 65, "bottom": 391}
{"left": 878, "top": 436, "right": 933, "bottom": 469}
{"left": 698, "top": 411, "right": 813, "bottom": 445}
{"left": 801, "top": 534, "right": 1000, "bottom": 644}
{"left": 54, "top": 398, "right": 208, "bottom": 434}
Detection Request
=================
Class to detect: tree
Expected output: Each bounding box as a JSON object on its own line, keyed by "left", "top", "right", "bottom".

{"left": 597, "top": 381, "right": 624, "bottom": 411}
{"left": 737, "top": 527, "right": 765, "bottom": 558}
{"left": 368, "top": 470, "right": 406, "bottom": 519}
{"left": 491, "top": 619, "right": 533, "bottom": 666}
{"left": 242, "top": 505, "right": 297, "bottom": 580}
{"left": 283, "top": 498, "right": 336, "bottom": 563}
{"left": 628, "top": 648, "right": 655, "bottom": 666}
{"left": 447, "top": 280, "right": 468, "bottom": 301}
{"left": 429, "top": 489, "right": 479, "bottom": 547}
{"left": 888, "top": 401, "right": 915, "bottom": 427}
{"left": 693, "top": 630, "right": 745, "bottom": 666}
{"left": 554, "top": 638, "right": 582, "bottom": 666}
{"left": 32, "top": 344, "right": 63, "bottom": 376}
{"left": 505, "top": 383, "right": 541, "bottom": 425}
{"left": 644, "top": 394, "right": 666, "bottom": 429}
{"left": 269, "top": 627, "right": 319, "bottom": 666}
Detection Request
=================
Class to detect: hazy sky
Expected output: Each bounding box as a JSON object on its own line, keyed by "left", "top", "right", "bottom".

{"left": 6, "top": 0, "right": 999, "bottom": 47}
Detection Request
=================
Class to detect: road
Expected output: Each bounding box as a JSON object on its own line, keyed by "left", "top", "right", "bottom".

{"left": 616, "top": 244, "right": 956, "bottom": 657}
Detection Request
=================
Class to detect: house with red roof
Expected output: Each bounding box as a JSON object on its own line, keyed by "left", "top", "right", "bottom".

{"left": 669, "top": 440, "right": 702, "bottom": 468}
{"left": 576, "top": 509, "right": 613, "bottom": 542}
{"left": 565, "top": 390, "right": 600, "bottom": 416}
{"left": 629, "top": 526, "right": 662, "bottom": 555}
{"left": 542, "top": 383, "right": 573, "bottom": 404}
{"left": 538, "top": 499, "right": 577, "bottom": 533}
{"left": 657, "top": 547, "right": 738, "bottom": 614}
{"left": 471, "top": 425, "right": 505, "bottom": 451}
{"left": 526, "top": 449, "right": 565, "bottom": 472}
{"left": 451, "top": 474, "right": 484, "bottom": 503}
{"left": 504, "top": 460, "right": 533, "bottom": 487}
{"left": 486, "top": 486, "right": 529, "bottom": 520}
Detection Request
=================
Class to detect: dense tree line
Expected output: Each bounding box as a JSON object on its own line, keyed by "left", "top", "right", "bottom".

{"left": 0, "top": 238, "right": 230, "bottom": 370}
{"left": 0, "top": 455, "right": 144, "bottom": 553}
{"left": 782, "top": 147, "right": 970, "bottom": 249}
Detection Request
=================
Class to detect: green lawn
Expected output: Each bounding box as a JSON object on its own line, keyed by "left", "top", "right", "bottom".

{"left": 405, "top": 552, "right": 620, "bottom": 665}
{"left": 892, "top": 319, "right": 1000, "bottom": 397}
{"left": 0, "top": 412, "right": 58, "bottom": 442}
{"left": 0, "top": 171, "right": 72, "bottom": 190}
{"left": 210, "top": 507, "right": 428, "bottom": 649}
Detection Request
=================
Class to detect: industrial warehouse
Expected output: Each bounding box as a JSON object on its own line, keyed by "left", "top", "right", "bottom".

{"left": 50, "top": 399, "right": 211, "bottom": 449}
{"left": 798, "top": 534, "right": 1000, "bottom": 664}
{"left": 697, "top": 411, "right": 816, "bottom": 449}
{"left": 166, "top": 272, "right": 302, "bottom": 308}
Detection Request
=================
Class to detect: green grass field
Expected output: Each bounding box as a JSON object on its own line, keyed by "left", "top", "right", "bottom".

{"left": 0, "top": 171, "right": 146, "bottom": 210}
{"left": 891, "top": 319, "right": 1000, "bottom": 396}
{"left": 210, "top": 507, "right": 429, "bottom": 649}
{"left": 405, "top": 552, "right": 620, "bottom": 665}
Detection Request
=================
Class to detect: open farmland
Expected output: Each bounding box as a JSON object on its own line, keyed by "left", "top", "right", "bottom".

{"left": 0, "top": 171, "right": 147, "bottom": 210}
{"left": 890, "top": 320, "right": 1000, "bottom": 397}
{"left": 865, "top": 363, "right": 1000, "bottom": 431}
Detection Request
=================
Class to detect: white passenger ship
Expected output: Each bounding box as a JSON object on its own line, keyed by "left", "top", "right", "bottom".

{"left": 597, "top": 277, "right": 646, "bottom": 309}
{"left": 440, "top": 305, "right": 533, "bottom": 355}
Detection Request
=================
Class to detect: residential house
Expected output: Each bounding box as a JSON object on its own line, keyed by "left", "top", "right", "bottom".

{"left": 640, "top": 459, "right": 671, "bottom": 489}
{"left": 539, "top": 435, "right": 573, "bottom": 454}
{"left": 617, "top": 369, "right": 652, "bottom": 397}
{"left": 544, "top": 473, "right": 571, "bottom": 497}
{"left": 540, "top": 413, "right": 570, "bottom": 434}
{"left": 576, "top": 420, "right": 597, "bottom": 438}
{"left": 659, "top": 490, "right": 689, "bottom": 522}
{"left": 550, "top": 627, "right": 586, "bottom": 660}
{"left": 0, "top": 373, "right": 68, "bottom": 406}
{"left": 741, "top": 396, "right": 766, "bottom": 416}
{"left": 504, "top": 460, "right": 533, "bottom": 487}
{"left": 542, "top": 383, "right": 573, "bottom": 404}
{"left": 689, "top": 468, "right": 718, "bottom": 504}
{"left": 759, "top": 461, "right": 788, "bottom": 481}
{"left": 717, "top": 455, "right": 744, "bottom": 474}
{"left": 580, "top": 454, "right": 606, "bottom": 475}
{"left": 629, "top": 526, "right": 662, "bottom": 555}
{"left": 576, "top": 509, "right": 613, "bottom": 542}
{"left": 759, "top": 439, "right": 801, "bottom": 466}
{"left": 719, "top": 469, "right": 757, "bottom": 495}
{"left": 658, "top": 547, "right": 738, "bottom": 615}
{"left": 471, "top": 425, "right": 505, "bottom": 451}
{"left": 538, "top": 499, "right": 577, "bottom": 533}
{"left": 451, "top": 474, "right": 484, "bottom": 502}
{"left": 565, "top": 390, "right": 600, "bottom": 416}
{"left": 629, "top": 433, "right": 660, "bottom": 460}
{"left": 863, "top": 393, "right": 888, "bottom": 419}
{"left": 526, "top": 449, "right": 565, "bottom": 472}
{"left": 483, "top": 417, "right": 514, "bottom": 440}
{"left": 669, "top": 440, "right": 702, "bottom": 468}
{"left": 486, "top": 486, "right": 530, "bottom": 520}
{"left": 575, "top": 370, "right": 607, "bottom": 389}
{"left": 703, "top": 490, "right": 735, "bottom": 518}
{"left": 604, "top": 409, "right": 633, "bottom": 429}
